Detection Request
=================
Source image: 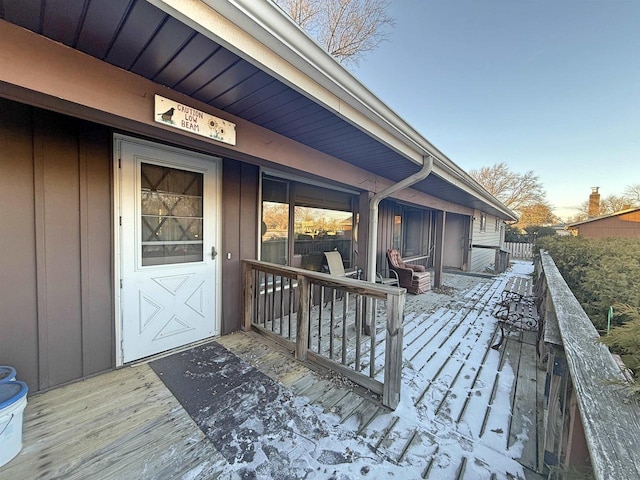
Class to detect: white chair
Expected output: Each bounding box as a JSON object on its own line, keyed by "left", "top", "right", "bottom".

{"left": 323, "top": 251, "right": 360, "bottom": 278}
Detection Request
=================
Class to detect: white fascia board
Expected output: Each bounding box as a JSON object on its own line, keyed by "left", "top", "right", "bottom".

{"left": 147, "top": 0, "right": 516, "bottom": 220}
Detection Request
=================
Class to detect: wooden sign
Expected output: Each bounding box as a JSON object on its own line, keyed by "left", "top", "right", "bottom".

{"left": 154, "top": 95, "right": 236, "bottom": 145}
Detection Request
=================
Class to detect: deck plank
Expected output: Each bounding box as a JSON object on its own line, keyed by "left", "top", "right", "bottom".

{"left": 1, "top": 365, "right": 224, "bottom": 480}
{"left": 4, "top": 266, "right": 546, "bottom": 480}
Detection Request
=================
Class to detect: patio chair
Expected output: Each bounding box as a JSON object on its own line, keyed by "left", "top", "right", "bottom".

{"left": 376, "top": 268, "right": 400, "bottom": 287}
{"left": 386, "top": 248, "right": 431, "bottom": 294}
{"left": 322, "top": 250, "right": 360, "bottom": 306}
{"left": 323, "top": 251, "right": 360, "bottom": 279}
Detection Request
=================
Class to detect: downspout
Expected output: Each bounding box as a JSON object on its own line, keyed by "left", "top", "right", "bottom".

{"left": 366, "top": 154, "right": 434, "bottom": 283}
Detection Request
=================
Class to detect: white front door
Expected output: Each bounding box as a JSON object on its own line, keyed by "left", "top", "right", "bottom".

{"left": 116, "top": 137, "right": 220, "bottom": 363}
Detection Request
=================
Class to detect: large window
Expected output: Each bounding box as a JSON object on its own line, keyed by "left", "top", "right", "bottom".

{"left": 261, "top": 178, "right": 289, "bottom": 265}
{"left": 261, "top": 175, "right": 357, "bottom": 272}
{"left": 393, "top": 204, "right": 434, "bottom": 259}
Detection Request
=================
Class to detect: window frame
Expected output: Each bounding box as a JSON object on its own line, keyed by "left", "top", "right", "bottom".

{"left": 260, "top": 173, "right": 358, "bottom": 271}
{"left": 479, "top": 213, "right": 487, "bottom": 233}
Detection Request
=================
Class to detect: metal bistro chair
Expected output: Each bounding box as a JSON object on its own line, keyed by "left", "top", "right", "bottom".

{"left": 376, "top": 268, "right": 399, "bottom": 287}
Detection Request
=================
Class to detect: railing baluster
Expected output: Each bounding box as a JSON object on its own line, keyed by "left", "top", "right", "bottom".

{"left": 279, "top": 274, "right": 284, "bottom": 335}
{"left": 307, "top": 286, "right": 313, "bottom": 349}
{"left": 295, "top": 274, "right": 309, "bottom": 361}
{"left": 329, "top": 289, "right": 335, "bottom": 360}
{"left": 288, "top": 276, "right": 294, "bottom": 339}
{"left": 370, "top": 299, "right": 377, "bottom": 379}
{"left": 355, "top": 294, "right": 362, "bottom": 372}
{"left": 317, "top": 287, "right": 324, "bottom": 353}
{"left": 342, "top": 291, "right": 348, "bottom": 365}
{"left": 270, "top": 273, "right": 276, "bottom": 331}
{"left": 242, "top": 260, "right": 405, "bottom": 410}
{"left": 262, "top": 271, "right": 268, "bottom": 328}
{"left": 253, "top": 270, "right": 260, "bottom": 327}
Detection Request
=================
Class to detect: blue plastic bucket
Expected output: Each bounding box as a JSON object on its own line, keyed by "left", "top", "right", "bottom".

{"left": 0, "top": 366, "right": 16, "bottom": 384}
{"left": 0, "top": 381, "right": 28, "bottom": 467}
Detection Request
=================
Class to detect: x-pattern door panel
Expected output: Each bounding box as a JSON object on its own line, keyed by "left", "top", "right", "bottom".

{"left": 117, "top": 137, "right": 219, "bottom": 363}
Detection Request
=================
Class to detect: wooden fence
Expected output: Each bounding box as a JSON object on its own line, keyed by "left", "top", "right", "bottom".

{"left": 535, "top": 251, "right": 640, "bottom": 479}
{"left": 505, "top": 241, "right": 534, "bottom": 259}
{"left": 242, "top": 260, "right": 406, "bottom": 409}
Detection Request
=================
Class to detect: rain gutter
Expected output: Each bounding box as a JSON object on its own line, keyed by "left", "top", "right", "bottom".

{"left": 366, "top": 155, "right": 434, "bottom": 283}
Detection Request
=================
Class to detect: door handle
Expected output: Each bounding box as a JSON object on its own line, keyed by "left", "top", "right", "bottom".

{"left": 211, "top": 246, "right": 218, "bottom": 260}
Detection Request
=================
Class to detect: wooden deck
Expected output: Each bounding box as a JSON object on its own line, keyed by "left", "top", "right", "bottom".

{"left": 1, "top": 262, "right": 545, "bottom": 479}
{"left": 1, "top": 364, "right": 226, "bottom": 479}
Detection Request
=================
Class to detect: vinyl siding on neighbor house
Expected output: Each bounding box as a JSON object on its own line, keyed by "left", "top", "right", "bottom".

{"left": 470, "top": 212, "right": 502, "bottom": 272}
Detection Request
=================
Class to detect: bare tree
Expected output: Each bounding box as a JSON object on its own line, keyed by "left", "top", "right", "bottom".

{"left": 575, "top": 191, "right": 638, "bottom": 219}
{"left": 274, "top": 0, "right": 320, "bottom": 29}
{"left": 469, "top": 162, "right": 547, "bottom": 213}
{"left": 600, "top": 194, "right": 631, "bottom": 214}
{"left": 274, "top": 0, "right": 394, "bottom": 66}
{"left": 623, "top": 183, "right": 640, "bottom": 205}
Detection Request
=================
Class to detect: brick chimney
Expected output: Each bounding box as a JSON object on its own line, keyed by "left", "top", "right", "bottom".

{"left": 588, "top": 187, "right": 600, "bottom": 218}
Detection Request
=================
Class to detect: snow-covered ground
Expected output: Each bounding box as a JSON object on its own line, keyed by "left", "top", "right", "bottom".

{"left": 212, "top": 260, "right": 540, "bottom": 480}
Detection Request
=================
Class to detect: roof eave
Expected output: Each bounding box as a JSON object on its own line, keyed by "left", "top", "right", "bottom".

{"left": 149, "top": 0, "right": 517, "bottom": 220}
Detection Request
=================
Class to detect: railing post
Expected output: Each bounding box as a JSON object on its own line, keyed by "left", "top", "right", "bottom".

{"left": 295, "top": 274, "right": 310, "bottom": 361}
{"left": 383, "top": 291, "right": 404, "bottom": 409}
{"left": 242, "top": 261, "right": 253, "bottom": 331}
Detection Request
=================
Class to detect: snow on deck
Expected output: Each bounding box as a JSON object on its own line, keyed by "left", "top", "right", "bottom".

{"left": 3, "top": 261, "right": 543, "bottom": 480}
{"left": 217, "top": 260, "right": 544, "bottom": 479}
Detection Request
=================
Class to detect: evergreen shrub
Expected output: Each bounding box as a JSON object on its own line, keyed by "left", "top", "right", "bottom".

{"left": 536, "top": 236, "right": 640, "bottom": 381}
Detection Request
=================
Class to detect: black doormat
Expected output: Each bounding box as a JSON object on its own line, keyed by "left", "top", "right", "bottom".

{"left": 150, "top": 342, "right": 281, "bottom": 465}
{"left": 150, "top": 342, "right": 368, "bottom": 479}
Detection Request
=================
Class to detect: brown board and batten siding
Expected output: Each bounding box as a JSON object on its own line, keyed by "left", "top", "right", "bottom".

{"left": 0, "top": 99, "right": 261, "bottom": 389}
{"left": 221, "top": 159, "right": 259, "bottom": 334}
{"left": 0, "top": 99, "right": 113, "bottom": 392}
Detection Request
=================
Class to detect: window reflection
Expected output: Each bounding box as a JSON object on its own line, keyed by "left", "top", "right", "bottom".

{"left": 293, "top": 206, "right": 353, "bottom": 271}
{"left": 260, "top": 175, "right": 356, "bottom": 272}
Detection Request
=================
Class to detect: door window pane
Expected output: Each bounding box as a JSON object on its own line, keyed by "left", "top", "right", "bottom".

{"left": 140, "top": 163, "right": 203, "bottom": 266}
{"left": 403, "top": 208, "right": 423, "bottom": 257}
{"left": 393, "top": 211, "right": 402, "bottom": 250}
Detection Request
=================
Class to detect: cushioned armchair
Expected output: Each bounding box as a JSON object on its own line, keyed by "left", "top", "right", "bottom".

{"left": 386, "top": 249, "right": 431, "bottom": 294}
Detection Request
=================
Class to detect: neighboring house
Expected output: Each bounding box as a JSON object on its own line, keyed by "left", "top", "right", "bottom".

{"left": 551, "top": 223, "right": 572, "bottom": 236}
{"left": 0, "top": 0, "right": 516, "bottom": 393}
{"left": 566, "top": 207, "right": 640, "bottom": 238}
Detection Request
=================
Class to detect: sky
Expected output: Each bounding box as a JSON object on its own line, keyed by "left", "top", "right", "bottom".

{"left": 351, "top": 0, "right": 640, "bottom": 220}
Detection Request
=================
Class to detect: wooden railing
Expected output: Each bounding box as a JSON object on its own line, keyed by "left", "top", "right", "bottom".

{"left": 242, "top": 260, "right": 406, "bottom": 409}
{"left": 535, "top": 251, "right": 640, "bottom": 479}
